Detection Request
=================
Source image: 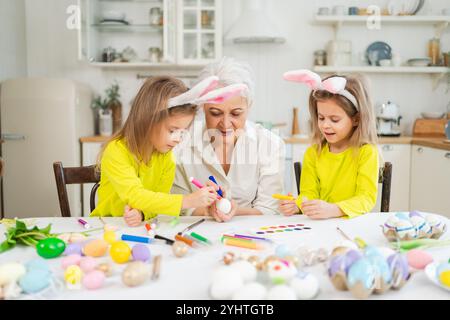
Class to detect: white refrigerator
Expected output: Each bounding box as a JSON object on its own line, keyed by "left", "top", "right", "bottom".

{"left": 0, "top": 78, "right": 93, "bottom": 219}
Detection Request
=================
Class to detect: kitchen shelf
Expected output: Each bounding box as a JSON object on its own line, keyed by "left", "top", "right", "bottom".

{"left": 91, "top": 24, "right": 163, "bottom": 33}
{"left": 88, "top": 62, "right": 206, "bottom": 68}
{"left": 314, "top": 15, "right": 450, "bottom": 25}
{"left": 313, "top": 66, "right": 450, "bottom": 74}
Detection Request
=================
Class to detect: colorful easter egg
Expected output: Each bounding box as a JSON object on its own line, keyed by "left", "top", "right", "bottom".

{"left": 132, "top": 244, "right": 151, "bottom": 262}
{"left": 172, "top": 241, "right": 188, "bottom": 258}
{"left": 410, "top": 216, "right": 431, "bottom": 235}
{"left": 267, "top": 259, "right": 297, "bottom": 285}
{"left": 19, "top": 269, "right": 51, "bottom": 294}
{"left": 36, "top": 237, "right": 66, "bottom": 259}
{"left": 438, "top": 270, "right": 450, "bottom": 288}
{"left": 406, "top": 249, "right": 433, "bottom": 270}
{"left": 110, "top": 241, "right": 131, "bottom": 264}
{"left": 103, "top": 231, "right": 117, "bottom": 245}
{"left": 395, "top": 220, "right": 416, "bottom": 239}
{"left": 82, "top": 270, "right": 105, "bottom": 290}
{"left": 64, "top": 242, "right": 84, "bottom": 256}
{"left": 83, "top": 239, "right": 108, "bottom": 257}
{"left": 275, "top": 244, "right": 291, "bottom": 258}
{"left": 79, "top": 257, "right": 98, "bottom": 273}
{"left": 61, "top": 254, "right": 82, "bottom": 269}
{"left": 347, "top": 258, "right": 376, "bottom": 290}
{"left": 122, "top": 261, "right": 151, "bottom": 287}
{"left": 387, "top": 253, "right": 410, "bottom": 289}
{"left": 64, "top": 265, "right": 83, "bottom": 289}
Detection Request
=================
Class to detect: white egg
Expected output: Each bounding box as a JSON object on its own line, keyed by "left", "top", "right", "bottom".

{"left": 266, "top": 285, "right": 297, "bottom": 300}
{"left": 211, "top": 266, "right": 242, "bottom": 283}
{"left": 395, "top": 220, "right": 416, "bottom": 238}
{"left": 232, "top": 282, "right": 267, "bottom": 300}
{"left": 230, "top": 260, "right": 257, "bottom": 283}
{"left": 0, "top": 263, "right": 26, "bottom": 286}
{"left": 290, "top": 273, "right": 319, "bottom": 300}
{"left": 217, "top": 198, "right": 231, "bottom": 214}
{"left": 210, "top": 276, "right": 244, "bottom": 300}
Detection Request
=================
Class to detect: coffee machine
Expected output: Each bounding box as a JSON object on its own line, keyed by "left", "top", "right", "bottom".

{"left": 376, "top": 101, "right": 402, "bottom": 136}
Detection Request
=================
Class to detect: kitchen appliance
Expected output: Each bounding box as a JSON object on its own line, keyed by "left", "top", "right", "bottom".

{"left": 376, "top": 101, "right": 402, "bottom": 136}
{"left": 0, "top": 78, "right": 93, "bottom": 219}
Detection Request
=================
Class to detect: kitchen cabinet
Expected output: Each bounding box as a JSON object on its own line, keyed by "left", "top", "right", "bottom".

{"left": 376, "top": 144, "right": 411, "bottom": 212}
{"left": 81, "top": 141, "right": 104, "bottom": 216}
{"left": 78, "top": 0, "right": 222, "bottom": 67}
{"left": 410, "top": 145, "right": 450, "bottom": 218}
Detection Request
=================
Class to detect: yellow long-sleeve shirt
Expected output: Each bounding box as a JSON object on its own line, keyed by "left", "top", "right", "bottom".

{"left": 295, "top": 143, "right": 379, "bottom": 218}
{"left": 90, "top": 139, "right": 183, "bottom": 220}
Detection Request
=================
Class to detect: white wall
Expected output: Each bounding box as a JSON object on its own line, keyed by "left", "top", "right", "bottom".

{"left": 18, "top": 0, "right": 450, "bottom": 136}
{"left": 0, "top": 0, "right": 28, "bottom": 80}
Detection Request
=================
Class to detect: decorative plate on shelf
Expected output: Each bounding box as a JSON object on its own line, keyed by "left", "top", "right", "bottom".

{"left": 365, "top": 42, "right": 392, "bottom": 66}
{"left": 407, "top": 58, "right": 431, "bottom": 67}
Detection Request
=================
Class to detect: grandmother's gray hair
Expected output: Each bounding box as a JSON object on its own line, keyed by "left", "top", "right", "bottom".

{"left": 196, "top": 57, "right": 255, "bottom": 106}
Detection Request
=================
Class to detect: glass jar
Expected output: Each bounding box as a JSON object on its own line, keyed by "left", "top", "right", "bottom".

{"left": 314, "top": 50, "right": 327, "bottom": 66}
{"left": 148, "top": 47, "right": 162, "bottom": 63}
{"left": 149, "top": 7, "right": 162, "bottom": 26}
{"left": 428, "top": 38, "right": 441, "bottom": 66}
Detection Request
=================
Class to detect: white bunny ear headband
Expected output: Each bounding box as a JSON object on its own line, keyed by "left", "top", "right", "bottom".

{"left": 168, "top": 76, "right": 248, "bottom": 109}
{"left": 283, "top": 69, "right": 359, "bottom": 111}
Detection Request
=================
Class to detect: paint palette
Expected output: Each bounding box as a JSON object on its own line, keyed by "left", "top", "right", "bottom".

{"left": 253, "top": 224, "right": 311, "bottom": 235}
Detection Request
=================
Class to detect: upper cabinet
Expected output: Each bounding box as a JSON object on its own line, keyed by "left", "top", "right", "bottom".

{"left": 78, "top": 0, "right": 222, "bottom": 68}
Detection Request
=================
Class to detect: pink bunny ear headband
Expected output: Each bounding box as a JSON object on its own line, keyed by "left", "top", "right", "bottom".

{"left": 168, "top": 76, "right": 248, "bottom": 108}
{"left": 283, "top": 69, "right": 359, "bottom": 111}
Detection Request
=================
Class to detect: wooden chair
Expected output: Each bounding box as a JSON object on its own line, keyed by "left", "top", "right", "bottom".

{"left": 294, "top": 161, "right": 392, "bottom": 212}
{"left": 53, "top": 161, "right": 100, "bottom": 217}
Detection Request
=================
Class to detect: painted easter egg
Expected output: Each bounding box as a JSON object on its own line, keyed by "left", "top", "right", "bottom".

{"left": 439, "top": 270, "right": 450, "bottom": 288}
{"left": 132, "top": 244, "right": 151, "bottom": 262}
{"left": 410, "top": 216, "right": 431, "bottom": 235}
{"left": 36, "top": 237, "right": 66, "bottom": 259}
{"left": 64, "top": 265, "right": 83, "bottom": 288}
{"left": 83, "top": 239, "right": 108, "bottom": 257}
{"left": 406, "top": 249, "right": 433, "bottom": 270}
{"left": 19, "top": 269, "right": 51, "bottom": 294}
{"left": 275, "top": 244, "right": 291, "bottom": 258}
{"left": 387, "top": 253, "right": 410, "bottom": 289}
{"left": 0, "top": 262, "right": 26, "bottom": 286}
{"left": 216, "top": 198, "right": 231, "bottom": 214}
{"left": 64, "top": 242, "right": 84, "bottom": 256}
{"left": 347, "top": 258, "right": 376, "bottom": 290}
{"left": 172, "top": 241, "right": 189, "bottom": 258}
{"left": 231, "top": 282, "right": 267, "bottom": 300}
{"left": 110, "top": 241, "right": 131, "bottom": 264}
{"left": 436, "top": 262, "right": 450, "bottom": 278}
{"left": 83, "top": 270, "right": 105, "bottom": 290}
{"left": 266, "top": 285, "right": 297, "bottom": 300}
{"left": 223, "top": 252, "right": 235, "bottom": 265}
{"left": 230, "top": 260, "right": 257, "bottom": 283}
{"left": 61, "top": 254, "right": 82, "bottom": 269}
{"left": 122, "top": 261, "right": 151, "bottom": 287}
{"left": 79, "top": 257, "right": 98, "bottom": 273}
{"left": 290, "top": 272, "right": 319, "bottom": 300}
{"left": 103, "top": 231, "right": 117, "bottom": 245}
{"left": 267, "top": 259, "right": 298, "bottom": 285}
{"left": 368, "top": 255, "right": 392, "bottom": 292}
{"left": 395, "top": 220, "right": 417, "bottom": 239}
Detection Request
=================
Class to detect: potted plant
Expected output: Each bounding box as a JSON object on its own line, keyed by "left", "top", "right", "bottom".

{"left": 91, "top": 95, "right": 113, "bottom": 137}
{"left": 105, "top": 81, "right": 122, "bottom": 133}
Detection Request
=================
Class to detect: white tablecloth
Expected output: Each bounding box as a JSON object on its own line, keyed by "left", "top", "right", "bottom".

{"left": 0, "top": 213, "right": 449, "bottom": 300}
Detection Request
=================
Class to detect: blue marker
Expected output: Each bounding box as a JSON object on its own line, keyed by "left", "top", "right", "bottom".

{"left": 208, "top": 175, "right": 223, "bottom": 197}
{"left": 121, "top": 234, "right": 153, "bottom": 244}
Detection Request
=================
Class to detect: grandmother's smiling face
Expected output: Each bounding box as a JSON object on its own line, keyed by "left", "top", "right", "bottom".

{"left": 203, "top": 95, "right": 249, "bottom": 140}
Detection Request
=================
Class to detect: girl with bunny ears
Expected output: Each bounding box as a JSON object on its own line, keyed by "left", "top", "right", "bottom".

{"left": 91, "top": 76, "right": 247, "bottom": 226}
{"left": 279, "top": 70, "right": 379, "bottom": 219}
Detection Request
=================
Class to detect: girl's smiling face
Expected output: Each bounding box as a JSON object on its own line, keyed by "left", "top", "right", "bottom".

{"left": 317, "top": 99, "right": 359, "bottom": 150}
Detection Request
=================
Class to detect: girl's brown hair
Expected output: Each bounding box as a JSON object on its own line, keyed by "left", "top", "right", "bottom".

{"left": 308, "top": 74, "right": 378, "bottom": 154}
{"left": 97, "top": 76, "right": 197, "bottom": 167}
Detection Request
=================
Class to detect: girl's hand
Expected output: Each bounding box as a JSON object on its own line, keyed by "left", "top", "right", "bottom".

{"left": 208, "top": 199, "right": 237, "bottom": 223}
{"left": 278, "top": 193, "right": 300, "bottom": 216}
{"left": 182, "top": 186, "right": 218, "bottom": 209}
{"left": 300, "top": 200, "right": 343, "bottom": 219}
{"left": 124, "top": 205, "right": 144, "bottom": 227}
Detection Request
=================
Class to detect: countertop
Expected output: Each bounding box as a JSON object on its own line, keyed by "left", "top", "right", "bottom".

{"left": 81, "top": 135, "right": 450, "bottom": 151}
{"left": 1, "top": 213, "right": 449, "bottom": 300}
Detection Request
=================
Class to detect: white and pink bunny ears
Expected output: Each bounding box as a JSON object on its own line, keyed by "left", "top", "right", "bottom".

{"left": 283, "top": 69, "right": 359, "bottom": 110}
{"left": 168, "top": 76, "right": 248, "bottom": 109}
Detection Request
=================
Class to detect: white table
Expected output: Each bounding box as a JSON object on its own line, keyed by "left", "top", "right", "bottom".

{"left": 0, "top": 213, "right": 449, "bottom": 300}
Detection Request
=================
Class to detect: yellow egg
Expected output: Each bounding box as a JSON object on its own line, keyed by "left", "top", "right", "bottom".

{"left": 110, "top": 241, "right": 131, "bottom": 264}
{"left": 64, "top": 265, "right": 83, "bottom": 285}
{"left": 439, "top": 270, "right": 450, "bottom": 288}
{"left": 103, "top": 231, "right": 117, "bottom": 245}
{"left": 83, "top": 239, "right": 108, "bottom": 257}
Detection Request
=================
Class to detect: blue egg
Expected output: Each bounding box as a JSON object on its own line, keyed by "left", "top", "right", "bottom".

{"left": 368, "top": 255, "right": 392, "bottom": 284}
{"left": 364, "top": 246, "right": 382, "bottom": 258}
{"left": 347, "top": 258, "right": 376, "bottom": 289}
{"left": 26, "top": 259, "right": 50, "bottom": 273}
{"left": 275, "top": 244, "right": 291, "bottom": 258}
{"left": 19, "top": 269, "right": 51, "bottom": 294}
{"left": 395, "top": 212, "right": 409, "bottom": 220}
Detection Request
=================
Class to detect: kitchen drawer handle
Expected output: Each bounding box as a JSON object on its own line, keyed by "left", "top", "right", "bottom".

{"left": 417, "top": 147, "right": 423, "bottom": 153}
{"left": 382, "top": 145, "right": 393, "bottom": 151}
{"left": 445, "top": 153, "right": 450, "bottom": 159}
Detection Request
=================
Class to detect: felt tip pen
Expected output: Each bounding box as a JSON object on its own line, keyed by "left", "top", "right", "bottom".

{"left": 175, "top": 234, "right": 194, "bottom": 247}
{"left": 272, "top": 194, "right": 295, "bottom": 201}
{"left": 154, "top": 234, "right": 175, "bottom": 245}
{"left": 121, "top": 234, "right": 153, "bottom": 244}
{"left": 208, "top": 175, "right": 223, "bottom": 198}
{"left": 221, "top": 237, "right": 262, "bottom": 250}
{"left": 78, "top": 218, "right": 91, "bottom": 229}
{"left": 189, "top": 177, "right": 204, "bottom": 189}
{"left": 190, "top": 232, "right": 211, "bottom": 245}
{"left": 228, "top": 233, "right": 272, "bottom": 242}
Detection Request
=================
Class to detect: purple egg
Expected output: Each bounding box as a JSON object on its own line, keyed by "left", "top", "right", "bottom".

{"left": 131, "top": 244, "right": 151, "bottom": 262}
{"left": 409, "top": 211, "right": 423, "bottom": 218}
{"left": 64, "top": 242, "right": 83, "bottom": 256}
{"left": 328, "top": 255, "right": 345, "bottom": 276}
{"left": 344, "top": 250, "right": 364, "bottom": 273}
{"left": 387, "top": 253, "right": 409, "bottom": 280}
{"left": 328, "top": 250, "right": 363, "bottom": 276}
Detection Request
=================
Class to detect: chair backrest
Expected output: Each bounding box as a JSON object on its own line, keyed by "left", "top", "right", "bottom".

{"left": 53, "top": 161, "right": 100, "bottom": 217}
{"left": 293, "top": 161, "right": 392, "bottom": 212}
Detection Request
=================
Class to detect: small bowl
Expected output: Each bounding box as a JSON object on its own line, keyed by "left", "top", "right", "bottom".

{"left": 102, "top": 11, "right": 126, "bottom": 21}
{"left": 379, "top": 59, "right": 392, "bottom": 67}
{"left": 421, "top": 112, "right": 445, "bottom": 119}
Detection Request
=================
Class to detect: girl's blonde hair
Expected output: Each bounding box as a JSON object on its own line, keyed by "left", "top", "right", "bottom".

{"left": 308, "top": 74, "right": 378, "bottom": 154}
{"left": 97, "top": 76, "right": 197, "bottom": 167}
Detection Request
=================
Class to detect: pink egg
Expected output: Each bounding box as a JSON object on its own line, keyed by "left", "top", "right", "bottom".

{"left": 61, "top": 254, "right": 82, "bottom": 269}
{"left": 406, "top": 249, "right": 433, "bottom": 270}
{"left": 79, "top": 257, "right": 98, "bottom": 272}
{"left": 82, "top": 270, "right": 105, "bottom": 290}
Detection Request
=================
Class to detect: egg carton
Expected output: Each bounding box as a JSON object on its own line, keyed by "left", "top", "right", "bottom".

{"left": 328, "top": 246, "right": 412, "bottom": 299}
{"left": 382, "top": 211, "right": 447, "bottom": 242}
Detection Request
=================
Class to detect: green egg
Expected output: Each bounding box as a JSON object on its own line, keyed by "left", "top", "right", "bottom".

{"left": 36, "top": 237, "right": 66, "bottom": 259}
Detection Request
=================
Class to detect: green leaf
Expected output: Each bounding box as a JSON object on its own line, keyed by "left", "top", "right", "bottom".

{"left": 38, "top": 224, "right": 52, "bottom": 235}
{"left": 15, "top": 220, "right": 27, "bottom": 231}
{"left": 0, "top": 240, "right": 14, "bottom": 253}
